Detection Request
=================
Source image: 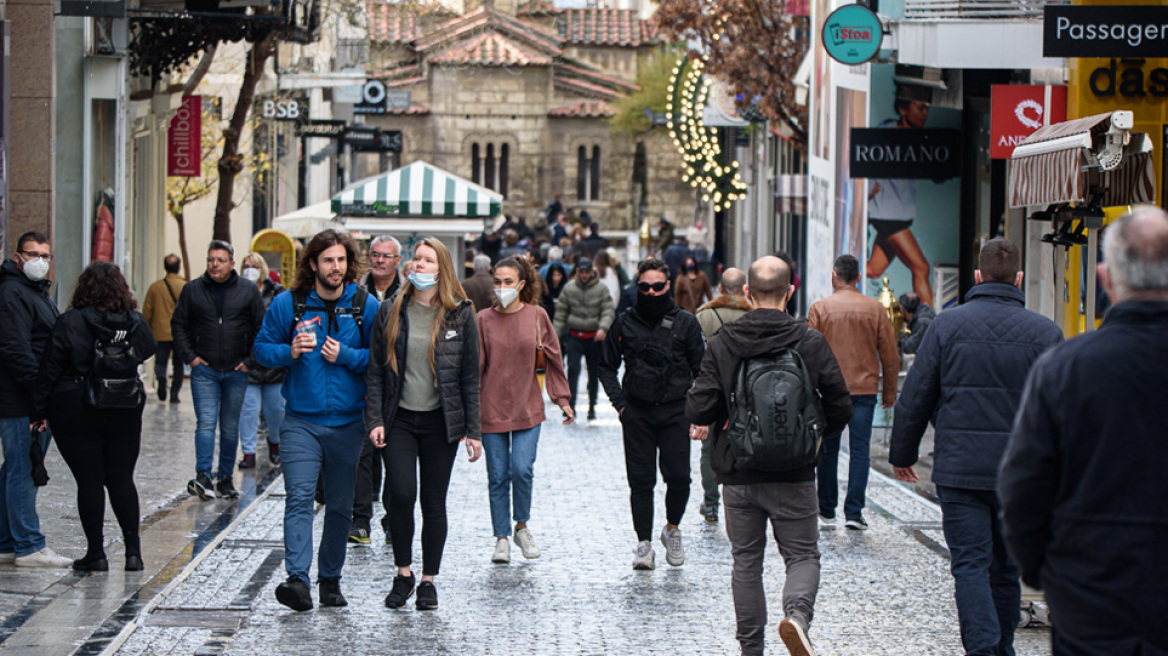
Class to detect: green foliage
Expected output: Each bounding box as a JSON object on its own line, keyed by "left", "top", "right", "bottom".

{"left": 607, "top": 44, "right": 684, "bottom": 135}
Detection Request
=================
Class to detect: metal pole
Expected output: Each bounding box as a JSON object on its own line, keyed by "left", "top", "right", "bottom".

{"left": 1085, "top": 226, "right": 1098, "bottom": 332}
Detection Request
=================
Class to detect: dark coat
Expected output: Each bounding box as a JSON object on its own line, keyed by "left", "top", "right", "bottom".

{"left": 686, "top": 309, "right": 852, "bottom": 485}
{"left": 899, "top": 302, "right": 935, "bottom": 354}
{"left": 462, "top": 271, "right": 495, "bottom": 313}
{"left": 246, "top": 280, "right": 287, "bottom": 386}
{"left": 598, "top": 302, "right": 705, "bottom": 410}
{"left": 365, "top": 297, "right": 481, "bottom": 442}
{"left": 31, "top": 307, "right": 157, "bottom": 420}
{"left": 0, "top": 259, "right": 59, "bottom": 417}
{"left": 890, "top": 283, "right": 1062, "bottom": 491}
{"left": 998, "top": 300, "right": 1168, "bottom": 654}
{"left": 170, "top": 271, "right": 265, "bottom": 372}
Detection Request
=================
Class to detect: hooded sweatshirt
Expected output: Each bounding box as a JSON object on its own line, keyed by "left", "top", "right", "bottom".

{"left": 686, "top": 308, "right": 853, "bottom": 485}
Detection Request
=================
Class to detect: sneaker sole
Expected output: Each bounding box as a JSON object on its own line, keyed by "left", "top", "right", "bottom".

{"left": 319, "top": 596, "right": 348, "bottom": 607}
{"left": 275, "top": 587, "right": 313, "bottom": 612}
{"left": 187, "top": 482, "right": 211, "bottom": 501}
{"left": 632, "top": 559, "right": 655, "bottom": 571}
{"left": 520, "top": 551, "right": 541, "bottom": 559}
{"left": 844, "top": 521, "right": 868, "bottom": 531}
{"left": 779, "top": 619, "right": 816, "bottom": 656}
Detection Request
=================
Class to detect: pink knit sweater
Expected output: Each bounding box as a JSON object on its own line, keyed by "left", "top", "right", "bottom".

{"left": 476, "top": 303, "right": 571, "bottom": 433}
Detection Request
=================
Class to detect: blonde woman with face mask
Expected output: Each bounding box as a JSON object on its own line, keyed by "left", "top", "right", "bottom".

{"left": 475, "top": 257, "right": 572, "bottom": 565}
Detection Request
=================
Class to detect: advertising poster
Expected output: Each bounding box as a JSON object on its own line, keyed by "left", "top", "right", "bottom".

{"left": 835, "top": 87, "right": 868, "bottom": 267}
{"left": 863, "top": 64, "right": 961, "bottom": 307}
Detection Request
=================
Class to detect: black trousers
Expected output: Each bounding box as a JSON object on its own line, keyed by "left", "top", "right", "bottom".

{"left": 621, "top": 399, "right": 691, "bottom": 542}
{"left": 48, "top": 386, "right": 143, "bottom": 558}
{"left": 385, "top": 408, "right": 460, "bottom": 575}
{"left": 154, "top": 341, "right": 184, "bottom": 399}
{"left": 352, "top": 436, "right": 392, "bottom": 533}
{"left": 564, "top": 334, "right": 601, "bottom": 410}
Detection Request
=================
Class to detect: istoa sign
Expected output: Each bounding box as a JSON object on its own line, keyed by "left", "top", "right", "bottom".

{"left": 1088, "top": 58, "right": 1168, "bottom": 98}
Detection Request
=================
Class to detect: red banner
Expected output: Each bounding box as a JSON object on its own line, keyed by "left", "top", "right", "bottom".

{"left": 991, "top": 85, "right": 1067, "bottom": 159}
{"left": 167, "top": 95, "right": 201, "bottom": 177}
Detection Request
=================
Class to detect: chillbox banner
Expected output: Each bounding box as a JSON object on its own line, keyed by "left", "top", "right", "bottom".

{"left": 990, "top": 85, "right": 1067, "bottom": 159}
{"left": 168, "top": 95, "right": 201, "bottom": 177}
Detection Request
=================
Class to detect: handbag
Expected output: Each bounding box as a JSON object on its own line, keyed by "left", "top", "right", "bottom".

{"left": 534, "top": 311, "right": 547, "bottom": 373}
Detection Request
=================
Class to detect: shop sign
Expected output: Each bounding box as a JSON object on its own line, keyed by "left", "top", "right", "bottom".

{"left": 1044, "top": 5, "right": 1168, "bottom": 58}
{"left": 822, "top": 5, "right": 883, "bottom": 66}
{"left": 167, "top": 95, "right": 201, "bottom": 178}
{"left": 1086, "top": 58, "right": 1168, "bottom": 98}
{"left": 296, "top": 119, "right": 346, "bottom": 138}
{"left": 344, "top": 126, "right": 402, "bottom": 152}
{"left": 355, "top": 80, "right": 388, "bottom": 114}
{"left": 261, "top": 96, "right": 306, "bottom": 121}
{"left": 849, "top": 128, "right": 961, "bottom": 179}
{"left": 990, "top": 85, "right": 1067, "bottom": 159}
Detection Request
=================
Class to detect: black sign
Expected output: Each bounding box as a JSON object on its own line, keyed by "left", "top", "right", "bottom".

{"left": 849, "top": 128, "right": 961, "bottom": 179}
{"left": 344, "top": 127, "right": 402, "bottom": 152}
{"left": 1044, "top": 5, "right": 1168, "bottom": 58}
{"left": 296, "top": 119, "right": 346, "bottom": 138}
{"left": 355, "top": 81, "right": 388, "bottom": 115}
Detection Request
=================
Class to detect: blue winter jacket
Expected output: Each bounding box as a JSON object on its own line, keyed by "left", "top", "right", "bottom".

{"left": 889, "top": 282, "right": 1062, "bottom": 490}
{"left": 255, "top": 284, "right": 379, "bottom": 427}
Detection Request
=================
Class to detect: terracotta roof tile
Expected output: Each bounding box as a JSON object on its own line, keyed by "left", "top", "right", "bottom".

{"left": 548, "top": 99, "right": 615, "bottom": 118}
{"left": 416, "top": 6, "right": 563, "bottom": 55}
{"left": 430, "top": 30, "right": 553, "bottom": 66}
{"left": 385, "top": 103, "right": 431, "bottom": 115}
{"left": 557, "top": 60, "right": 638, "bottom": 92}
{"left": 366, "top": 1, "right": 456, "bottom": 44}
{"left": 553, "top": 75, "right": 621, "bottom": 101}
{"left": 559, "top": 8, "right": 657, "bottom": 47}
{"left": 517, "top": 0, "right": 560, "bottom": 15}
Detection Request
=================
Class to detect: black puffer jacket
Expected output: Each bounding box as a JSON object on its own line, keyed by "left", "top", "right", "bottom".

{"left": 171, "top": 271, "right": 265, "bottom": 372}
{"left": 598, "top": 303, "right": 705, "bottom": 410}
{"left": 365, "top": 297, "right": 481, "bottom": 442}
{"left": 0, "top": 259, "right": 59, "bottom": 418}
{"left": 246, "top": 280, "right": 287, "bottom": 385}
{"left": 31, "top": 307, "right": 157, "bottom": 420}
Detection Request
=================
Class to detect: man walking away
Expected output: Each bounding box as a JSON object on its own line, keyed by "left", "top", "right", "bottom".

{"left": 462, "top": 254, "right": 495, "bottom": 313}
{"left": 599, "top": 258, "right": 705, "bottom": 570}
{"left": 999, "top": 207, "right": 1168, "bottom": 656}
{"left": 0, "top": 232, "right": 72, "bottom": 568}
{"left": 808, "top": 254, "right": 899, "bottom": 530}
{"left": 142, "top": 254, "right": 186, "bottom": 403}
{"left": 890, "top": 238, "right": 1061, "bottom": 656}
{"left": 171, "top": 241, "right": 265, "bottom": 501}
{"left": 692, "top": 267, "right": 753, "bottom": 522}
{"left": 688, "top": 256, "right": 852, "bottom": 656}
{"left": 552, "top": 257, "right": 614, "bottom": 421}
{"left": 577, "top": 222, "right": 610, "bottom": 260}
{"left": 897, "top": 292, "right": 935, "bottom": 354}
{"left": 255, "top": 229, "right": 379, "bottom": 611}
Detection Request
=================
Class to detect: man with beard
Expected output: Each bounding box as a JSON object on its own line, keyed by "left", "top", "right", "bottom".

{"left": 255, "top": 229, "right": 379, "bottom": 611}
{"left": 599, "top": 258, "right": 705, "bottom": 570}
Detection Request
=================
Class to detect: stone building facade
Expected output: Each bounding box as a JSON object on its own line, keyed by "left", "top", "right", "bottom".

{"left": 364, "top": 0, "right": 694, "bottom": 231}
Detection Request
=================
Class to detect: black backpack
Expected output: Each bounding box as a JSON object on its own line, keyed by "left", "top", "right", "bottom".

{"left": 724, "top": 335, "right": 826, "bottom": 472}
{"left": 288, "top": 287, "right": 369, "bottom": 342}
{"left": 86, "top": 325, "right": 145, "bottom": 409}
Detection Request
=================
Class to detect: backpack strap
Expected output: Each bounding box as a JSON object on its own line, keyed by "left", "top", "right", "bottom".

{"left": 332, "top": 287, "right": 369, "bottom": 342}
{"left": 289, "top": 289, "right": 310, "bottom": 341}
{"left": 712, "top": 308, "right": 725, "bottom": 328}
{"left": 163, "top": 279, "right": 177, "bottom": 304}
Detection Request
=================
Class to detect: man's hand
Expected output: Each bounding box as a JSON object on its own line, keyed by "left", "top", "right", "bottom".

{"left": 690, "top": 425, "right": 708, "bottom": 441}
{"left": 190, "top": 357, "right": 209, "bottom": 367}
{"left": 29, "top": 419, "right": 47, "bottom": 433}
{"left": 465, "top": 438, "right": 482, "bottom": 462}
{"left": 883, "top": 397, "right": 896, "bottom": 410}
{"left": 369, "top": 426, "right": 385, "bottom": 448}
{"left": 290, "top": 333, "right": 315, "bottom": 360}
{"left": 593, "top": 329, "right": 607, "bottom": 342}
{"left": 322, "top": 336, "right": 341, "bottom": 363}
{"left": 894, "top": 466, "right": 919, "bottom": 483}
{"left": 234, "top": 362, "right": 249, "bottom": 373}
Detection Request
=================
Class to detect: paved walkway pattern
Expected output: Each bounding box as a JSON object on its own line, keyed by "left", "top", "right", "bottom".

{"left": 106, "top": 401, "right": 1051, "bottom": 656}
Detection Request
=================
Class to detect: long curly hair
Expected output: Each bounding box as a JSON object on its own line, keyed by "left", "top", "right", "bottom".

{"left": 491, "top": 256, "right": 543, "bottom": 307}
{"left": 71, "top": 261, "right": 137, "bottom": 312}
{"left": 290, "top": 229, "right": 365, "bottom": 292}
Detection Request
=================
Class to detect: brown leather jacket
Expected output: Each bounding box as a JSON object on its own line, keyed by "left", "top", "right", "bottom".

{"left": 808, "top": 286, "right": 899, "bottom": 403}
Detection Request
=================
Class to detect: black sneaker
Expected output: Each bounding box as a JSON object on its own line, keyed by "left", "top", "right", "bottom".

{"left": 216, "top": 478, "right": 240, "bottom": 499}
{"left": 384, "top": 574, "right": 415, "bottom": 608}
{"left": 187, "top": 473, "right": 213, "bottom": 500}
{"left": 318, "top": 577, "right": 347, "bottom": 607}
{"left": 169, "top": 396, "right": 180, "bottom": 405}
{"left": 845, "top": 516, "right": 869, "bottom": 531}
{"left": 157, "top": 385, "right": 166, "bottom": 401}
{"left": 587, "top": 406, "right": 597, "bottom": 420}
{"left": 415, "top": 581, "right": 438, "bottom": 610}
{"left": 275, "top": 576, "right": 313, "bottom": 611}
{"left": 348, "top": 527, "right": 371, "bottom": 545}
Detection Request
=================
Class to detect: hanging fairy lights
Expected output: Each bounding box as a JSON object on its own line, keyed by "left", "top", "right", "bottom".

{"left": 665, "top": 54, "right": 747, "bottom": 213}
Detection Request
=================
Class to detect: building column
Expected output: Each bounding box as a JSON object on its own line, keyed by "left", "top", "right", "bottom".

{"left": 6, "top": 0, "right": 54, "bottom": 242}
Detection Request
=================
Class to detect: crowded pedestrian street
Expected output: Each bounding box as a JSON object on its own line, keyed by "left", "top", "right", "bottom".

{"left": 0, "top": 394, "right": 1051, "bottom": 655}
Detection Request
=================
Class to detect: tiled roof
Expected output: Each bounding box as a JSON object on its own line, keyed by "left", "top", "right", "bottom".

{"left": 369, "top": 62, "right": 427, "bottom": 87}
{"left": 557, "top": 60, "right": 638, "bottom": 93}
{"left": 416, "top": 6, "right": 563, "bottom": 56}
{"left": 430, "top": 30, "right": 554, "bottom": 66}
{"left": 383, "top": 75, "right": 426, "bottom": 88}
{"left": 516, "top": 0, "right": 560, "bottom": 16}
{"left": 367, "top": 1, "right": 459, "bottom": 45}
{"left": 558, "top": 8, "right": 657, "bottom": 47}
{"left": 549, "top": 99, "right": 615, "bottom": 118}
{"left": 385, "top": 103, "right": 431, "bottom": 115}
{"left": 553, "top": 75, "right": 621, "bottom": 101}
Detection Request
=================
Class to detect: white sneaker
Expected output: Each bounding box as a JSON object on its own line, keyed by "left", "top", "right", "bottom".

{"left": 0, "top": 552, "right": 15, "bottom": 564}
{"left": 491, "top": 538, "right": 510, "bottom": 564}
{"left": 660, "top": 526, "right": 685, "bottom": 566}
{"left": 514, "top": 528, "right": 541, "bottom": 559}
{"left": 632, "top": 541, "right": 655, "bottom": 570}
{"left": 14, "top": 547, "right": 73, "bottom": 568}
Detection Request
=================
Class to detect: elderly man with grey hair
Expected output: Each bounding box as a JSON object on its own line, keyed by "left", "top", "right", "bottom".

{"left": 358, "top": 235, "right": 403, "bottom": 303}
{"left": 463, "top": 253, "right": 495, "bottom": 312}
{"left": 999, "top": 206, "right": 1168, "bottom": 656}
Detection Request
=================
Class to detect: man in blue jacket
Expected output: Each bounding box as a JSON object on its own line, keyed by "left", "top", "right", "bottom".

{"left": 255, "top": 229, "right": 379, "bottom": 612}
{"left": 1000, "top": 208, "right": 1168, "bottom": 655}
{"left": 890, "top": 238, "right": 1061, "bottom": 656}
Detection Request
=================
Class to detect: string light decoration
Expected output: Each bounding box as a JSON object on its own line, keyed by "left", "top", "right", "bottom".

{"left": 665, "top": 54, "right": 747, "bottom": 212}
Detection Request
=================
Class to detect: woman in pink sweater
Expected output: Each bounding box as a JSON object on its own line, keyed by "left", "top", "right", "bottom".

{"left": 476, "top": 256, "right": 573, "bottom": 564}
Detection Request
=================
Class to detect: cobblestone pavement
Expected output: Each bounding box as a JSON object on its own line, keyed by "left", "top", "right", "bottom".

{"left": 110, "top": 399, "right": 1052, "bottom": 656}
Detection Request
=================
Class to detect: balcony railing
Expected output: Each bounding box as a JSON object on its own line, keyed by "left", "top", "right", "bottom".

{"left": 903, "top": 0, "right": 1068, "bottom": 20}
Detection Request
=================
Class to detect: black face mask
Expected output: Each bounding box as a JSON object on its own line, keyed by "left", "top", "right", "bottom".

{"left": 636, "top": 291, "right": 674, "bottom": 321}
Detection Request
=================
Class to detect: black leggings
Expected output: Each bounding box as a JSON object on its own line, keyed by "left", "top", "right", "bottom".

{"left": 621, "top": 399, "right": 691, "bottom": 542}
{"left": 48, "top": 386, "right": 143, "bottom": 559}
{"left": 385, "top": 408, "right": 459, "bottom": 576}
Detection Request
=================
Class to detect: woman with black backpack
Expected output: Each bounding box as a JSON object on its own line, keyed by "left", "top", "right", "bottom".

{"left": 31, "top": 261, "right": 156, "bottom": 572}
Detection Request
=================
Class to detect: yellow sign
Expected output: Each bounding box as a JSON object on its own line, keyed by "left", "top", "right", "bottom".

{"left": 250, "top": 229, "right": 297, "bottom": 286}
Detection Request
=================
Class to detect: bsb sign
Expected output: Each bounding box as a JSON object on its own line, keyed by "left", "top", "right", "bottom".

{"left": 990, "top": 85, "right": 1067, "bottom": 159}
{"left": 849, "top": 128, "right": 961, "bottom": 179}
{"left": 1044, "top": 5, "right": 1168, "bottom": 58}
{"left": 822, "top": 4, "right": 883, "bottom": 65}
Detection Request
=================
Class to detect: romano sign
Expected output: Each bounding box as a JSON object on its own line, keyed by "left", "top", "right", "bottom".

{"left": 1044, "top": 5, "right": 1168, "bottom": 58}
{"left": 849, "top": 128, "right": 961, "bottom": 179}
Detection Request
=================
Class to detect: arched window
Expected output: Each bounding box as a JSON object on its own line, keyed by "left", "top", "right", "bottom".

{"left": 500, "top": 144, "right": 510, "bottom": 198}
{"left": 471, "top": 143, "right": 481, "bottom": 185}
{"left": 485, "top": 143, "right": 496, "bottom": 192}
{"left": 590, "top": 145, "right": 601, "bottom": 201}
{"left": 470, "top": 140, "right": 509, "bottom": 198}
{"left": 577, "top": 145, "right": 602, "bottom": 201}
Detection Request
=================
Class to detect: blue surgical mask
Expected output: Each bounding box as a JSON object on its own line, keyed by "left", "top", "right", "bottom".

{"left": 409, "top": 271, "right": 438, "bottom": 290}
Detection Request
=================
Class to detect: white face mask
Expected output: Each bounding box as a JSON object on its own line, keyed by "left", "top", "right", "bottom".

{"left": 241, "top": 268, "right": 261, "bottom": 283}
{"left": 20, "top": 255, "right": 50, "bottom": 282}
{"left": 494, "top": 287, "right": 520, "bottom": 308}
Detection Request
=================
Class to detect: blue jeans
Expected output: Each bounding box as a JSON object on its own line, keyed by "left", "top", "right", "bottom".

{"left": 239, "top": 383, "right": 285, "bottom": 455}
{"left": 817, "top": 394, "right": 876, "bottom": 520}
{"left": 280, "top": 414, "right": 364, "bottom": 583}
{"left": 0, "top": 418, "right": 51, "bottom": 556}
{"left": 937, "top": 485, "right": 1020, "bottom": 656}
{"left": 482, "top": 426, "right": 541, "bottom": 538}
{"left": 190, "top": 366, "right": 248, "bottom": 481}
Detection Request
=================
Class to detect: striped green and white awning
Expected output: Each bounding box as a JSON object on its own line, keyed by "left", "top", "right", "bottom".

{"left": 331, "top": 160, "right": 503, "bottom": 217}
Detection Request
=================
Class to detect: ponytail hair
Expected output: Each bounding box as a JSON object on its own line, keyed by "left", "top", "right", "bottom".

{"left": 493, "top": 256, "right": 543, "bottom": 306}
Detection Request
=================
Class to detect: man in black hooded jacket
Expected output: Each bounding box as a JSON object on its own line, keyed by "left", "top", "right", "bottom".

{"left": 687, "top": 255, "right": 852, "bottom": 656}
